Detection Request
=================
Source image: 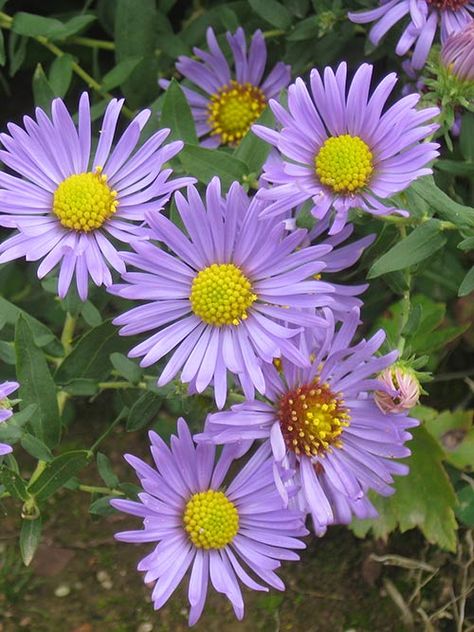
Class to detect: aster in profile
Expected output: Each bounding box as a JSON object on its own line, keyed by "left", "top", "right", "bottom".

{"left": 348, "top": 0, "right": 474, "bottom": 69}
{"left": 111, "top": 419, "right": 307, "bottom": 625}
{"left": 160, "top": 27, "right": 290, "bottom": 147}
{"left": 253, "top": 62, "right": 440, "bottom": 234}
{"left": 197, "top": 308, "right": 418, "bottom": 535}
{"left": 441, "top": 20, "right": 474, "bottom": 82}
{"left": 0, "top": 381, "right": 19, "bottom": 455}
{"left": 0, "top": 93, "right": 193, "bottom": 300}
{"left": 111, "top": 177, "right": 339, "bottom": 407}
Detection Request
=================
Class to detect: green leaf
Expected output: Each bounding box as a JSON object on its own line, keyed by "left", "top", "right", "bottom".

{"left": 234, "top": 106, "right": 274, "bottom": 174}
{"left": 114, "top": 0, "right": 159, "bottom": 108}
{"left": 459, "top": 112, "right": 474, "bottom": 162}
{"left": 48, "top": 54, "right": 73, "bottom": 98}
{"left": 8, "top": 32, "right": 28, "bottom": 77}
{"left": 12, "top": 12, "right": 95, "bottom": 40}
{"left": 0, "top": 29, "right": 5, "bottom": 66}
{"left": 28, "top": 450, "right": 90, "bottom": 501}
{"left": 80, "top": 300, "right": 103, "bottom": 327}
{"left": 97, "top": 452, "right": 119, "bottom": 488}
{"left": 1, "top": 469, "right": 29, "bottom": 501}
{"left": 127, "top": 391, "right": 162, "bottom": 431}
{"left": 248, "top": 0, "right": 292, "bottom": 29}
{"left": 89, "top": 495, "right": 116, "bottom": 516}
{"left": 287, "top": 15, "right": 319, "bottom": 40}
{"left": 101, "top": 56, "right": 142, "bottom": 91}
{"left": 15, "top": 316, "right": 60, "bottom": 448}
{"left": 55, "top": 320, "right": 131, "bottom": 384}
{"left": 32, "top": 63, "right": 56, "bottom": 112}
{"left": 367, "top": 220, "right": 447, "bottom": 278}
{"left": 160, "top": 79, "right": 198, "bottom": 145}
{"left": 110, "top": 353, "right": 142, "bottom": 384}
{"left": 20, "top": 517, "right": 42, "bottom": 566}
{"left": 179, "top": 144, "right": 248, "bottom": 190}
{"left": 351, "top": 426, "right": 457, "bottom": 551}
{"left": 63, "top": 378, "right": 99, "bottom": 396}
{"left": 456, "top": 486, "right": 474, "bottom": 527}
{"left": 459, "top": 266, "right": 474, "bottom": 297}
{"left": 421, "top": 407, "right": 474, "bottom": 471}
{"left": 20, "top": 434, "right": 54, "bottom": 462}
{"left": 411, "top": 176, "right": 474, "bottom": 234}
{"left": 0, "top": 340, "right": 15, "bottom": 364}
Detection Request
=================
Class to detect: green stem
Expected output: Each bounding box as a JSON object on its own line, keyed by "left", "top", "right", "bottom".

{"left": 68, "top": 36, "right": 115, "bottom": 50}
{"left": 78, "top": 484, "right": 124, "bottom": 496}
{"left": 28, "top": 460, "right": 47, "bottom": 486}
{"left": 397, "top": 225, "right": 411, "bottom": 356}
{"left": 263, "top": 29, "right": 285, "bottom": 39}
{"left": 89, "top": 410, "right": 126, "bottom": 453}
{"left": 98, "top": 381, "right": 147, "bottom": 391}
{"left": 0, "top": 11, "right": 134, "bottom": 119}
{"left": 60, "top": 312, "right": 77, "bottom": 358}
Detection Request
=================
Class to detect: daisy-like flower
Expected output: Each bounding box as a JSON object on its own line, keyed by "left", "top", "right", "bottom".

{"left": 159, "top": 27, "right": 290, "bottom": 147}
{"left": 110, "top": 177, "right": 341, "bottom": 408}
{"left": 111, "top": 419, "right": 307, "bottom": 625}
{"left": 348, "top": 1, "right": 474, "bottom": 69}
{"left": 253, "top": 62, "right": 440, "bottom": 234}
{"left": 0, "top": 93, "right": 193, "bottom": 300}
{"left": 0, "top": 381, "right": 19, "bottom": 455}
{"left": 197, "top": 309, "right": 418, "bottom": 535}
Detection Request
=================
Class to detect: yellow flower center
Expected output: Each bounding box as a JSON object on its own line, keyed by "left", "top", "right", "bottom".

{"left": 207, "top": 80, "right": 267, "bottom": 145}
{"left": 278, "top": 379, "right": 350, "bottom": 457}
{"left": 52, "top": 167, "right": 118, "bottom": 232}
{"left": 190, "top": 263, "right": 257, "bottom": 327}
{"left": 183, "top": 490, "right": 239, "bottom": 549}
{"left": 315, "top": 134, "right": 374, "bottom": 194}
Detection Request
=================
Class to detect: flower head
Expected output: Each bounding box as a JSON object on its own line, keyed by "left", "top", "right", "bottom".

{"left": 111, "top": 419, "right": 307, "bottom": 625}
{"left": 0, "top": 93, "right": 193, "bottom": 300}
{"left": 160, "top": 27, "right": 290, "bottom": 147}
{"left": 441, "top": 21, "right": 474, "bottom": 81}
{"left": 197, "top": 309, "right": 418, "bottom": 535}
{"left": 0, "top": 381, "right": 19, "bottom": 455}
{"left": 375, "top": 364, "right": 421, "bottom": 414}
{"left": 253, "top": 63, "right": 440, "bottom": 234}
{"left": 348, "top": 1, "right": 474, "bottom": 69}
{"left": 110, "top": 178, "right": 343, "bottom": 407}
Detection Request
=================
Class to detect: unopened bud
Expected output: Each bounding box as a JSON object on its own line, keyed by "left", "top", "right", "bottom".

{"left": 374, "top": 365, "right": 420, "bottom": 415}
{"left": 441, "top": 22, "right": 474, "bottom": 82}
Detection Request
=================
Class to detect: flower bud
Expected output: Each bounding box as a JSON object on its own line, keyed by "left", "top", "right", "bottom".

{"left": 374, "top": 365, "right": 420, "bottom": 415}
{"left": 441, "top": 22, "right": 474, "bottom": 82}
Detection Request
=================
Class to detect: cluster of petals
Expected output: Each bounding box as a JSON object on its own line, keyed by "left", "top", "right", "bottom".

{"left": 0, "top": 93, "right": 193, "bottom": 300}
{"left": 110, "top": 177, "right": 367, "bottom": 407}
{"left": 198, "top": 309, "right": 419, "bottom": 535}
{"left": 111, "top": 419, "right": 307, "bottom": 624}
{"left": 0, "top": 381, "right": 19, "bottom": 455}
{"left": 349, "top": 0, "right": 474, "bottom": 69}
{"left": 254, "top": 62, "right": 440, "bottom": 233}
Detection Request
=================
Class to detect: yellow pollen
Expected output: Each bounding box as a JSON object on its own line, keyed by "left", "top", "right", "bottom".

{"left": 278, "top": 378, "right": 350, "bottom": 456}
{"left": 183, "top": 490, "right": 239, "bottom": 549}
{"left": 315, "top": 134, "right": 374, "bottom": 194}
{"left": 52, "top": 167, "right": 118, "bottom": 232}
{"left": 190, "top": 263, "right": 257, "bottom": 327}
{"left": 208, "top": 80, "right": 267, "bottom": 145}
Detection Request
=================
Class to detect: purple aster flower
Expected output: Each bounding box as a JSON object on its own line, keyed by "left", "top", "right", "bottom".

{"left": 111, "top": 419, "right": 307, "bottom": 625}
{"left": 0, "top": 381, "right": 19, "bottom": 455}
{"left": 348, "top": 1, "right": 474, "bottom": 69}
{"left": 441, "top": 20, "right": 474, "bottom": 80}
{"left": 197, "top": 308, "right": 419, "bottom": 536}
{"left": 0, "top": 93, "right": 193, "bottom": 300}
{"left": 110, "top": 177, "right": 342, "bottom": 408}
{"left": 253, "top": 63, "right": 440, "bottom": 234}
{"left": 159, "top": 27, "right": 290, "bottom": 147}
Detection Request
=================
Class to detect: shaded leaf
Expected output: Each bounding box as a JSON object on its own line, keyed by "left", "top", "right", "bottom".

{"left": 20, "top": 517, "right": 42, "bottom": 566}
{"left": 28, "top": 450, "right": 90, "bottom": 501}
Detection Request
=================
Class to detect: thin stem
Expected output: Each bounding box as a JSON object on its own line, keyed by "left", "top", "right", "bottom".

{"left": 397, "top": 224, "right": 411, "bottom": 356}
{"left": 28, "top": 460, "right": 47, "bottom": 486}
{"left": 68, "top": 36, "right": 115, "bottom": 50}
{"left": 98, "top": 381, "right": 147, "bottom": 391}
{"left": 60, "top": 312, "right": 77, "bottom": 358}
{"left": 78, "top": 484, "right": 124, "bottom": 496}
{"left": 89, "top": 410, "right": 126, "bottom": 453}
{"left": 263, "top": 29, "right": 285, "bottom": 39}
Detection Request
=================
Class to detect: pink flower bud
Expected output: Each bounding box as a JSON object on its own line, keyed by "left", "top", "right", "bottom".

{"left": 374, "top": 366, "right": 420, "bottom": 415}
{"left": 441, "top": 22, "right": 474, "bottom": 82}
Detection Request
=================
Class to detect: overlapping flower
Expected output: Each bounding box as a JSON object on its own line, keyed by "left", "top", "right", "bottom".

{"left": 0, "top": 381, "right": 19, "bottom": 455}
{"left": 0, "top": 93, "right": 192, "bottom": 300}
{"left": 112, "top": 419, "right": 307, "bottom": 624}
{"left": 160, "top": 27, "right": 290, "bottom": 146}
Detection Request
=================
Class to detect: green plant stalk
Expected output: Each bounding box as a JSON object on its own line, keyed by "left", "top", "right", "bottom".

{"left": 78, "top": 484, "right": 124, "bottom": 496}
{"left": 98, "top": 381, "right": 147, "bottom": 391}
{"left": 68, "top": 35, "right": 115, "bottom": 50}
{"left": 89, "top": 410, "right": 127, "bottom": 454}
{"left": 397, "top": 224, "right": 411, "bottom": 356}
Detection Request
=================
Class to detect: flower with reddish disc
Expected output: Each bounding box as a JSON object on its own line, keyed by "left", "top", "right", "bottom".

{"left": 375, "top": 364, "right": 421, "bottom": 414}
{"left": 0, "top": 381, "right": 19, "bottom": 455}
{"left": 197, "top": 309, "right": 419, "bottom": 535}
{"left": 348, "top": 0, "right": 474, "bottom": 70}
{"left": 0, "top": 93, "right": 193, "bottom": 300}
{"left": 110, "top": 178, "right": 341, "bottom": 408}
{"left": 253, "top": 63, "right": 440, "bottom": 234}
{"left": 160, "top": 27, "right": 290, "bottom": 147}
{"left": 111, "top": 419, "right": 307, "bottom": 624}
